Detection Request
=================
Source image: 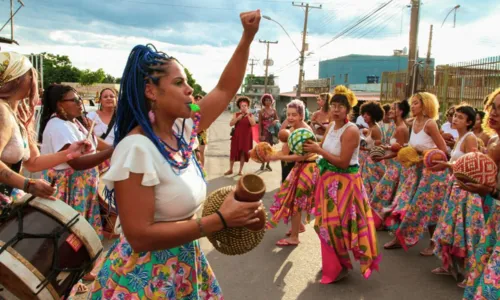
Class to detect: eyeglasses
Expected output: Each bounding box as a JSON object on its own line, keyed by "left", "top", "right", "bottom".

{"left": 60, "top": 96, "right": 83, "bottom": 104}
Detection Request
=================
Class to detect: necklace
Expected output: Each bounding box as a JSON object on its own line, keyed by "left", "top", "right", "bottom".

{"left": 157, "top": 113, "right": 201, "bottom": 171}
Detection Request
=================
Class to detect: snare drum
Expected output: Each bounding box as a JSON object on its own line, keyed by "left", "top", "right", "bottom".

{"left": 0, "top": 194, "right": 103, "bottom": 300}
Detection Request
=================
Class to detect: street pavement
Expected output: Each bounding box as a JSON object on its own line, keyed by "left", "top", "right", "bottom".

{"left": 79, "top": 111, "right": 463, "bottom": 300}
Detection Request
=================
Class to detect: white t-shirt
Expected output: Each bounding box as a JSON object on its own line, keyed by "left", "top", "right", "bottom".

{"left": 102, "top": 118, "right": 204, "bottom": 223}
{"left": 87, "top": 111, "right": 115, "bottom": 145}
{"left": 40, "top": 118, "right": 97, "bottom": 170}
{"left": 441, "top": 122, "right": 458, "bottom": 139}
{"left": 356, "top": 115, "right": 369, "bottom": 128}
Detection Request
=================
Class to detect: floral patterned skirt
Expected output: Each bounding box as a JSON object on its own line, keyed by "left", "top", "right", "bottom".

{"left": 432, "top": 180, "right": 488, "bottom": 275}
{"left": 42, "top": 167, "right": 103, "bottom": 239}
{"left": 267, "top": 161, "right": 319, "bottom": 228}
{"left": 371, "top": 159, "right": 402, "bottom": 225}
{"left": 396, "top": 168, "right": 448, "bottom": 249}
{"left": 385, "top": 164, "right": 422, "bottom": 231}
{"left": 313, "top": 169, "right": 380, "bottom": 279}
{"left": 361, "top": 154, "right": 386, "bottom": 197}
{"left": 89, "top": 236, "right": 223, "bottom": 299}
{"left": 463, "top": 201, "right": 500, "bottom": 300}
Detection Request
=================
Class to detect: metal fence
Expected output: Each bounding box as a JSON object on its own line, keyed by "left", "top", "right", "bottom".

{"left": 380, "top": 56, "right": 500, "bottom": 113}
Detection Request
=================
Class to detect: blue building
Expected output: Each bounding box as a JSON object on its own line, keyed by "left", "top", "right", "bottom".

{"left": 319, "top": 54, "right": 435, "bottom": 85}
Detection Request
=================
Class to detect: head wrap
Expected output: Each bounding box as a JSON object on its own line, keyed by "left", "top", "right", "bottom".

{"left": 0, "top": 52, "right": 33, "bottom": 88}
{"left": 332, "top": 85, "right": 358, "bottom": 108}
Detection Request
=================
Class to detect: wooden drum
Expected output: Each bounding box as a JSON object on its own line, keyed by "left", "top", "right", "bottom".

{"left": 98, "top": 174, "right": 119, "bottom": 239}
{"left": 0, "top": 194, "right": 103, "bottom": 300}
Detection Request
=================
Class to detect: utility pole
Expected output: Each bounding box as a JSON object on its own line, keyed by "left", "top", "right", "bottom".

{"left": 247, "top": 58, "right": 259, "bottom": 96}
{"left": 293, "top": 2, "right": 321, "bottom": 98}
{"left": 424, "top": 24, "right": 433, "bottom": 89}
{"left": 259, "top": 40, "right": 278, "bottom": 94}
{"left": 406, "top": 0, "right": 421, "bottom": 97}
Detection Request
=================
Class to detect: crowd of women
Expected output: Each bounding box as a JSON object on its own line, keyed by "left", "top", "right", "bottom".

{"left": 264, "top": 84, "right": 500, "bottom": 299}
{"left": 0, "top": 8, "right": 498, "bottom": 300}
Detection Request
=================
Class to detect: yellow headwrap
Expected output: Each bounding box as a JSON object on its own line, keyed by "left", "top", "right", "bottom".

{"left": 332, "top": 85, "right": 358, "bottom": 108}
{"left": 0, "top": 51, "right": 33, "bottom": 88}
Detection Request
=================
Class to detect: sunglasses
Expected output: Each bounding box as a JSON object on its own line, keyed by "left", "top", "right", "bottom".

{"left": 60, "top": 96, "right": 83, "bottom": 104}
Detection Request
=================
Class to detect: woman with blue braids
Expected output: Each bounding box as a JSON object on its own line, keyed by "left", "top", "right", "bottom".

{"left": 89, "top": 10, "right": 262, "bottom": 299}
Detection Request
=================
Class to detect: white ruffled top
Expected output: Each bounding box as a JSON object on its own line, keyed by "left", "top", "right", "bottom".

{"left": 102, "top": 118, "right": 205, "bottom": 222}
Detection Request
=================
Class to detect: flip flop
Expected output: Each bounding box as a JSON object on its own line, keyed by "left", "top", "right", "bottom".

{"left": 457, "top": 280, "right": 466, "bottom": 289}
{"left": 431, "top": 267, "right": 451, "bottom": 276}
{"left": 224, "top": 170, "right": 233, "bottom": 176}
{"left": 419, "top": 247, "right": 434, "bottom": 256}
{"left": 383, "top": 240, "right": 402, "bottom": 249}
{"left": 276, "top": 239, "right": 300, "bottom": 247}
{"left": 75, "top": 282, "right": 89, "bottom": 294}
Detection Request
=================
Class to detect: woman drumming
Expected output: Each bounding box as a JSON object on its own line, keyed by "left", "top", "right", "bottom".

{"left": 87, "top": 88, "right": 117, "bottom": 146}
{"left": 310, "top": 92, "right": 332, "bottom": 141}
{"left": 304, "top": 85, "right": 380, "bottom": 283}
{"left": 0, "top": 52, "right": 90, "bottom": 206}
{"left": 431, "top": 104, "right": 483, "bottom": 288}
{"left": 258, "top": 93, "right": 278, "bottom": 171}
{"left": 461, "top": 88, "right": 500, "bottom": 300}
{"left": 359, "top": 101, "right": 385, "bottom": 196}
{"left": 266, "top": 99, "right": 317, "bottom": 246}
{"left": 225, "top": 96, "right": 256, "bottom": 176}
{"left": 89, "top": 10, "right": 262, "bottom": 299}
{"left": 388, "top": 92, "right": 449, "bottom": 255}
{"left": 371, "top": 100, "right": 410, "bottom": 229}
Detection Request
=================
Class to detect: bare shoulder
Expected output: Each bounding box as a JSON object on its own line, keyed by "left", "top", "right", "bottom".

{"left": 0, "top": 102, "right": 14, "bottom": 130}
{"left": 345, "top": 123, "right": 360, "bottom": 136}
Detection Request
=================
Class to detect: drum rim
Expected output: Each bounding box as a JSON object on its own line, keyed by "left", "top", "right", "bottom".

{"left": 0, "top": 241, "right": 57, "bottom": 299}
{"left": 18, "top": 194, "right": 103, "bottom": 261}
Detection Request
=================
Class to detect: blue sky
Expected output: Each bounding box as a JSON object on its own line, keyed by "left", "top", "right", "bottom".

{"left": 1, "top": 0, "right": 499, "bottom": 92}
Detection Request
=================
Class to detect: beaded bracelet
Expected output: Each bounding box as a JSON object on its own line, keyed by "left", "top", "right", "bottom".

{"left": 196, "top": 217, "right": 206, "bottom": 237}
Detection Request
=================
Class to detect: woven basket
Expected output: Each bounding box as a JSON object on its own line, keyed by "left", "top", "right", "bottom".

{"left": 369, "top": 146, "right": 385, "bottom": 159}
{"left": 453, "top": 152, "right": 498, "bottom": 188}
{"left": 288, "top": 128, "right": 316, "bottom": 155}
{"left": 202, "top": 186, "right": 266, "bottom": 256}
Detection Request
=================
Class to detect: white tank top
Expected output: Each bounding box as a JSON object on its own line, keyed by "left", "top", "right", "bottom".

{"left": 409, "top": 119, "right": 436, "bottom": 151}
{"left": 450, "top": 132, "right": 475, "bottom": 163}
{"left": 322, "top": 122, "right": 359, "bottom": 166}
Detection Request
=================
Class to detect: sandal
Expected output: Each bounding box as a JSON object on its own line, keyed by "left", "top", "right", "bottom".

{"left": 419, "top": 247, "right": 434, "bottom": 256}
{"left": 383, "top": 239, "right": 402, "bottom": 249}
{"left": 457, "top": 280, "right": 466, "bottom": 289}
{"left": 224, "top": 170, "right": 233, "bottom": 176}
{"left": 275, "top": 238, "right": 300, "bottom": 247}
{"left": 75, "top": 282, "right": 89, "bottom": 294}
{"left": 431, "top": 267, "right": 451, "bottom": 276}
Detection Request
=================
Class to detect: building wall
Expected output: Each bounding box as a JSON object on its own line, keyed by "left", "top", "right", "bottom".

{"left": 319, "top": 54, "right": 435, "bottom": 85}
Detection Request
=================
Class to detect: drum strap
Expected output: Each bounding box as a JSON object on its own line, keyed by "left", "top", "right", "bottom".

{"left": 0, "top": 196, "right": 102, "bottom": 299}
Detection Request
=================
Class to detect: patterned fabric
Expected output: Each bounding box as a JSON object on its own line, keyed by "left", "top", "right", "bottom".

{"left": 197, "top": 130, "right": 208, "bottom": 146}
{"left": 260, "top": 109, "right": 277, "bottom": 145}
{"left": 42, "top": 167, "right": 103, "bottom": 239}
{"left": 361, "top": 154, "right": 386, "bottom": 197}
{"left": 396, "top": 168, "right": 448, "bottom": 249}
{"left": 453, "top": 152, "right": 498, "bottom": 188}
{"left": 288, "top": 128, "right": 316, "bottom": 156}
{"left": 463, "top": 203, "right": 500, "bottom": 300}
{"left": 89, "top": 237, "right": 223, "bottom": 299}
{"left": 313, "top": 169, "right": 380, "bottom": 279}
{"left": 267, "top": 161, "right": 319, "bottom": 228}
{"left": 370, "top": 159, "right": 402, "bottom": 224}
{"left": 385, "top": 164, "right": 422, "bottom": 231}
{"left": 380, "top": 121, "right": 396, "bottom": 145}
{"left": 432, "top": 179, "right": 488, "bottom": 275}
{"left": 0, "top": 52, "right": 32, "bottom": 87}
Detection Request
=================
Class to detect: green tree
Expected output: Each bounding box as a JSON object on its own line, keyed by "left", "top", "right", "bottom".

{"left": 115, "top": 77, "right": 121, "bottom": 84}
{"left": 184, "top": 68, "right": 205, "bottom": 96}
{"left": 102, "top": 74, "right": 116, "bottom": 84}
{"left": 79, "top": 68, "right": 106, "bottom": 86}
{"left": 41, "top": 53, "right": 82, "bottom": 88}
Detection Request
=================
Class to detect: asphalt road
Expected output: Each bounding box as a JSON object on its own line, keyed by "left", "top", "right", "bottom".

{"left": 78, "top": 111, "right": 463, "bottom": 300}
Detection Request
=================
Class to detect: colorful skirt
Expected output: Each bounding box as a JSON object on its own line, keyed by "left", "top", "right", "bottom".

{"left": 464, "top": 200, "right": 500, "bottom": 300}
{"left": 267, "top": 161, "right": 319, "bottom": 228}
{"left": 361, "top": 155, "right": 386, "bottom": 197}
{"left": 313, "top": 161, "right": 380, "bottom": 280}
{"left": 89, "top": 236, "right": 223, "bottom": 299}
{"left": 385, "top": 164, "right": 422, "bottom": 231}
{"left": 371, "top": 159, "right": 402, "bottom": 227}
{"left": 432, "top": 180, "right": 489, "bottom": 275}
{"left": 396, "top": 168, "right": 448, "bottom": 249}
{"left": 42, "top": 167, "right": 103, "bottom": 240}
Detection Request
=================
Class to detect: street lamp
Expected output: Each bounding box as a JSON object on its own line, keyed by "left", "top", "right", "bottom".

{"left": 441, "top": 5, "right": 460, "bottom": 28}
{"left": 262, "top": 15, "right": 301, "bottom": 55}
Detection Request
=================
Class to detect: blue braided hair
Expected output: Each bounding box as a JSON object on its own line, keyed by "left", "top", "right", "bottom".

{"left": 114, "top": 44, "right": 178, "bottom": 159}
